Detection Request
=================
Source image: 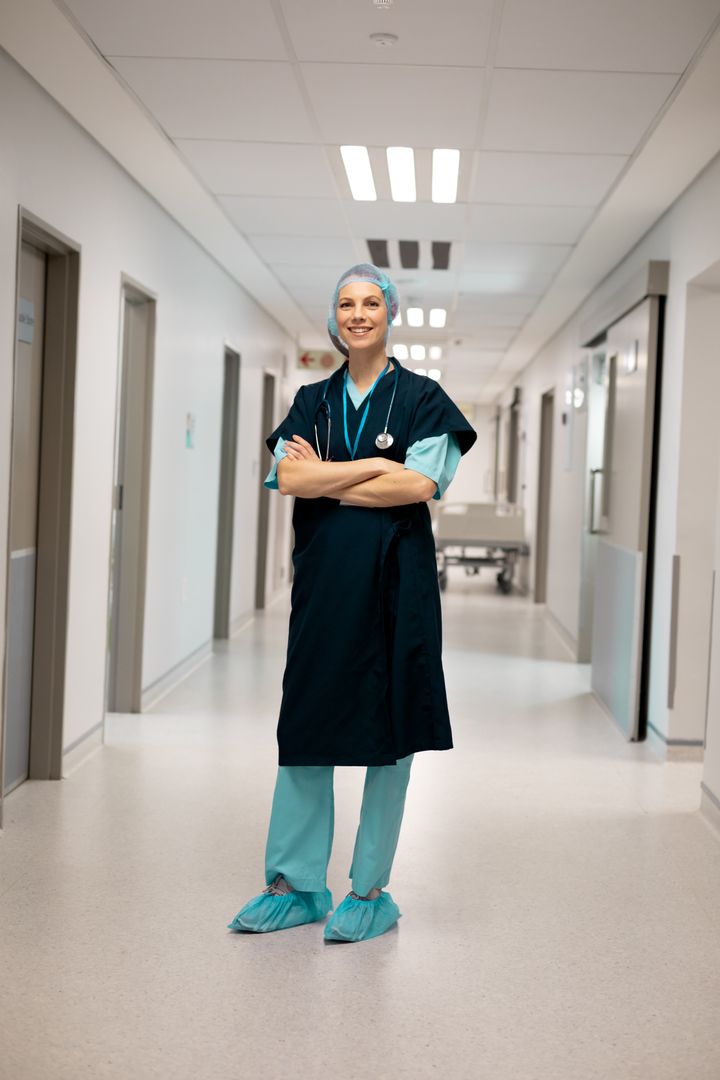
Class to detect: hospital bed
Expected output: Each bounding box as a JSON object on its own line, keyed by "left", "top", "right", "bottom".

{"left": 434, "top": 502, "right": 530, "bottom": 594}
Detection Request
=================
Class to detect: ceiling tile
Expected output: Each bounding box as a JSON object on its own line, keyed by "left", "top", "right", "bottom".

{"left": 456, "top": 292, "right": 538, "bottom": 314}
{"left": 496, "top": 0, "right": 720, "bottom": 73}
{"left": 249, "top": 235, "right": 360, "bottom": 266}
{"left": 344, "top": 201, "right": 467, "bottom": 242}
{"left": 110, "top": 58, "right": 314, "bottom": 141}
{"left": 219, "top": 196, "right": 350, "bottom": 237}
{"left": 482, "top": 69, "right": 679, "bottom": 154}
{"left": 280, "top": 0, "right": 494, "bottom": 66}
{"left": 301, "top": 63, "right": 485, "bottom": 147}
{"left": 458, "top": 269, "right": 559, "bottom": 296}
{"left": 470, "top": 151, "right": 627, "bottom": 205}
{"left": 64, "top": 0, "right": 287, "bottom": 59}
{"left": 467, "top": 204, "right": 594, "bottom": 244}
{"left": 175, "top": 141, "right": 337, "bottom": 196}
{"left": 462, "top": 242, "right": 571, "bottom": 276}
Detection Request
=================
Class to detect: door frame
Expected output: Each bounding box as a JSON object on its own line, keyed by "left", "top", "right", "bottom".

{"left": 103, "top": 276, "right": 156, "bottom": 714}
{"left": 214, "top": 345, "right": 241, "bottom": 639}
{"left": 255, "top": 371, "right": 275, "bottom": 610}
{"left": 0, "top": 209, "right": 80, "bottom": 823}
{"left": 534, "top": 389, "right": 554, "bottom": 604}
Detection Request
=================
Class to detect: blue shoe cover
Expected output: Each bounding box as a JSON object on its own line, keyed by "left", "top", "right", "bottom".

{"left": 228, "top": 887, "right": 332, "bottom": 933}
{"left": 323, "top": 891, "right": 401, "bottom": 942}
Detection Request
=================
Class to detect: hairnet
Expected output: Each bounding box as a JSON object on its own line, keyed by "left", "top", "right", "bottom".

{"left": 327, "top": 263, "right": 400, "bottom": 357}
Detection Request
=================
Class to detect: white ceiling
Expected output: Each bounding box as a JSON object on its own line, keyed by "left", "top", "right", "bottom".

{"left": 48, "top": 0, "right": 720, "bottom": 399}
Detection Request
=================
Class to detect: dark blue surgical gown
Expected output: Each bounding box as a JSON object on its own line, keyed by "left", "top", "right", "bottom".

{"left": 265, "top": 356, "right": 477, "bottom": 766}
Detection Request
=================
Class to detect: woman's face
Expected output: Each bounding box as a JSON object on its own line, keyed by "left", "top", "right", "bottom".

{"left": 336, "top": 282, "right": 387, "bottom": 353}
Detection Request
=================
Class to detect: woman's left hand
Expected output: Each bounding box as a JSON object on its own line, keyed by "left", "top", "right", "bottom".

{"left": 284, "top": 435, "right": 320, "bottom": 461}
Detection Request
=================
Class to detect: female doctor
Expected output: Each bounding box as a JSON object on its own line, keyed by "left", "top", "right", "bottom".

{"left": 228, "top": 264, "right": 476, "bottom": 942}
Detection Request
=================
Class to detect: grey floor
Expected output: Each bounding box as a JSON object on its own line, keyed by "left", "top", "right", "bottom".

{"left": 1, "top": 578, "right": 719, "bottom": 1080}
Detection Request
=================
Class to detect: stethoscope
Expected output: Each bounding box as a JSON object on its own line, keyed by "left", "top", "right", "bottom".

{"left": 314, "top": 359, "right": 400, "bottom": 461}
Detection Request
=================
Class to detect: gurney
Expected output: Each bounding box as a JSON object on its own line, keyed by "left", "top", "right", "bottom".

{"left": 434, "top": 502, "right": 530, "bottom": 594}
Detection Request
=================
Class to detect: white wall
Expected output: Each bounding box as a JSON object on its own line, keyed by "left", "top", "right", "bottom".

{"left": 443, "top": 403, "right": 496, "bottom": 504}
{"left": 495, "top": 145, "right": 720, "bottom": 756}
{"left": 0, "top": 51, "right": 294, "bottom": 751}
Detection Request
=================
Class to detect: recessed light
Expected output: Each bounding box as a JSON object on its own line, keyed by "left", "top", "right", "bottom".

{"left": 410, "top": 344, "right": 426, "bottom": 361}
{"left": 407, "top": 307, "right": 423, "bottom": 327}
{"left": 386, "top": 147, "right": 416, "bottom": 202}
{"left": 392, "top": 312, "right": 402, "bottom": 327}
{"left": 429, "top": 346, "right": 442, "bottom": 361}
{"left": 370, "top": 32, "right": 398, "bottom": 46}
{"left": 428, "top": 368, "right": 442, "bottom": 381}
{"left": 393, "top": 344, "right": 409, "bottom": 360}
{"left": 341, "top": 146, "right": 377, "bottom": 201}
{"left": 414, "top": 367, "right": 427, "bottom": 377}
{"left": 429, "top": 308, "right": 446, "bottom": 328}
{"left": 432, "top": 149, "right": 460, "bottom": 204}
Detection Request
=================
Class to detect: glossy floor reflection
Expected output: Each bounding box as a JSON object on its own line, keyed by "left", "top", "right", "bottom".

{"left": 1, "top": 577, "right": 719, "bottom": 1080}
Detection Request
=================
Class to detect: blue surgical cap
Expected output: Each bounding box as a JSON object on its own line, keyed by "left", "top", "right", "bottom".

{"left": 327, "top": 263, "right": 400, "bottom": 357}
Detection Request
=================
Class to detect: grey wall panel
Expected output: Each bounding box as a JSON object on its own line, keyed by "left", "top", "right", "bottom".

{"left": 3, "top": 553, "right": 35, "bottom": 792}
{"left": 591, "top": 539, "right": 644, "bottom": 739}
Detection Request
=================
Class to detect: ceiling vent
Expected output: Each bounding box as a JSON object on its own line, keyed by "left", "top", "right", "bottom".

{"left": 367, "top": 239, "right": 390, "bottom": 267}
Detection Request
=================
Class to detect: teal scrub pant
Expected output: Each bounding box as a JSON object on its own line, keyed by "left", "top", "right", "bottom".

{"left": 264, "top": 754, "right": 414, "bottom": 898}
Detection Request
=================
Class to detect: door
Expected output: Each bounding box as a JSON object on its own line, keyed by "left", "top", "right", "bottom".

{"left": 3, "top": 243, "right": 47, "bottom": 794}
{"left": 255, "top": 372, "right": 275, "bottom": 610}
{"left": 214, "top": 348, "right": 240, "bottom": 639}
{"left": 1, "top": 217, "right": 79, "bottom": 817}
{"left": 577, "top": 351, "right": 608, "bottom": 662}
{"left": 590, "top": 297, "right": 662, "bottom": 740}
{"left": 105, "top": 285, "right": 155, "bottom": 713}
{"left": 535, "top": 390, "right": 554, "bottom": 603}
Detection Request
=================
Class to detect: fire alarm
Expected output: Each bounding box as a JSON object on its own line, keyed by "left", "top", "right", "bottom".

{"left": 370, "top": 32, "right": 399, "bottom": 46}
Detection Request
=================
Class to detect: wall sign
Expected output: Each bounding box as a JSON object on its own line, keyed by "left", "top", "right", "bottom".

{"left": 297, "top": 349, "right": 341, "bottom": 372}
{"left": 17, "top": 298, "right": 34, "bottom": 344}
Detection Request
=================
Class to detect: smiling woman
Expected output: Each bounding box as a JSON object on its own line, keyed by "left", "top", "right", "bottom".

{"left": 227, "top": 263, "right": 477, "bottom": 944}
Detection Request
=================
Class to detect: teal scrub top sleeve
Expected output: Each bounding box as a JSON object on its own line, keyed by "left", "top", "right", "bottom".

{"left": 263, "top": 435, "right": 288, "bottom": 490}
{"left": 404, "top": 432, "right": 462, "bottom": 500}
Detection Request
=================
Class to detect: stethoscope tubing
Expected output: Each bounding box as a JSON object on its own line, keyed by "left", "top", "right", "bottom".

{"left": 314, "top": 360, "right": 399, "bottom": 461}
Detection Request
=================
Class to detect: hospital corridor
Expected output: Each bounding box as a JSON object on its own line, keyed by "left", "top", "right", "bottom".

{"left": 2, "top": 1, "right": 720, "bottom": 1078}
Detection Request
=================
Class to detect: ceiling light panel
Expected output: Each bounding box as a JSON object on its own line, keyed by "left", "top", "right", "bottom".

{"left": 429, "top": 308, "right": 447, "bottom": 328}
{"left": 407, "top": 308, "right": 424, "bottom": 327}
{"left": 432, "top": 149, "right": 460, "bottom": 203}
{"left": 387, "top": 147, "right": 417, "bottom": 202}
{"left": 341, "top": 145, "right": 377, "bottom": 200}
{"left": 393, "top": 344, "right": 409, "bottom": 360}
{"left": 429, "top": 346, "right": 443, "bottom": 361}
{"left": 410, "top": 345, "right": 426, "bottom": 361}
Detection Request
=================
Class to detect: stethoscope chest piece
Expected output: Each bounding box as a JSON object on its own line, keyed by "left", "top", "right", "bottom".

{"left": 375, "top": 431, "right": 394, "bottom": 450}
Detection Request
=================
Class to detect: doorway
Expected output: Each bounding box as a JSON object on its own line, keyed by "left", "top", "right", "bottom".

{"left": 535, "top": 390, "right": 554, "bottom": 604}
{"left": 214, "top": 347, "right": 241, "bottom": 639}
{"left": 104, "top": 281, "right": 155, "bottom": 714}
{"left": 1, "top": 213, "right": 79, "bottom": 819}
{"left": 255, "top": 372, "right": 275, "bottom": 610}
{"left": 589, "top": 297, "right": 663, "bottom": 741}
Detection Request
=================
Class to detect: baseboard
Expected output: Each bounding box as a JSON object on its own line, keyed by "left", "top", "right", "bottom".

{"left": 542, "top": 606, "right": 578, "bottom": 661}
{"left": 647, "top": 719, "right": 705, "bottom": 758}
{"left": 141, "top": 638, "right": 214, "bottom": 710}
{"left": 229, "top": 608, "right": 255, "bottom": 638}
{"left": 62, "top": 721, "right": 103, "bottom": 777}
{"left": 700, "top": 784, "right": 720, "bottom": 839}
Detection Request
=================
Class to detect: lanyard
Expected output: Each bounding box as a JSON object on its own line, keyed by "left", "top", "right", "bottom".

{"left": 342, "top": 360, "right": 391, "bottom": 460}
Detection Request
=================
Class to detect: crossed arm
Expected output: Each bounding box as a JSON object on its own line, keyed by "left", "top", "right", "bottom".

{"left": 276, "top": 435, "right": 437, "bottom": 506}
